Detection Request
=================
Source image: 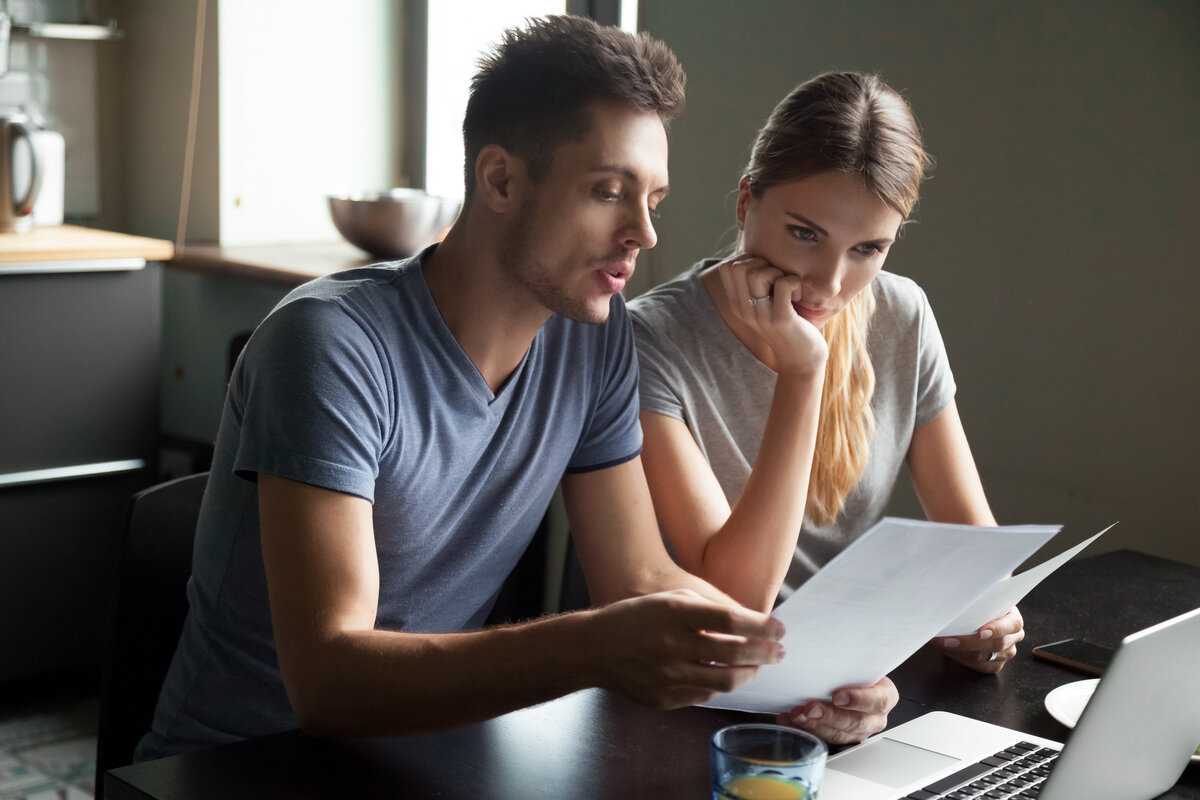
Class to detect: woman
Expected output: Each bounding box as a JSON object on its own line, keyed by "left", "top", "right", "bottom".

{"left": 628, "top": 72, "right": 1022, "bottom": 744}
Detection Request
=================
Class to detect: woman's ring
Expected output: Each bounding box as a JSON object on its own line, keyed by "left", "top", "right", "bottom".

{"left": 748, "top": 295, "right": 771, "bottom": 306}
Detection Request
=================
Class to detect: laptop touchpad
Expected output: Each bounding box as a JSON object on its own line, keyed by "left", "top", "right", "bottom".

{"left": 831, "top": 737, "right": 960, "bottom": 788}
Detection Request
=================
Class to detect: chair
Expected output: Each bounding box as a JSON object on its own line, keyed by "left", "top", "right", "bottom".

{"left": 485, "top": 497, "right": 591, "bottom": 624}
{"left": 94, "top": 472, "right": 208, "bottom": 793}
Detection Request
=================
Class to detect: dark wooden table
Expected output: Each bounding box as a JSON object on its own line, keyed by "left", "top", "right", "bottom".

{"left": 105, "top": 549, "right": 1200, "bottom": 799}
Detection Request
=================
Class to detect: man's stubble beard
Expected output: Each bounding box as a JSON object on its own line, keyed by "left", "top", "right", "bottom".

{"left": 497, "top": 195, "right": 608, "bottom": 325}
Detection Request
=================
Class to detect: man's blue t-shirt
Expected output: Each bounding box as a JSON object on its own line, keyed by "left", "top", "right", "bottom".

{"left": 138, "top": 248, "right": 642, "bottom": 757}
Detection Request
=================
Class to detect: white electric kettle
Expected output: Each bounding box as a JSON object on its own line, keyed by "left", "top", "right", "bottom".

{"left": 0, "top": 114, "right": 40, "bottom": 232}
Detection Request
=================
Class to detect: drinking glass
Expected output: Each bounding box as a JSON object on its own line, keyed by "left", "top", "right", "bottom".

{"left": 711, "top": 723, "right": 827, "bottom": 799}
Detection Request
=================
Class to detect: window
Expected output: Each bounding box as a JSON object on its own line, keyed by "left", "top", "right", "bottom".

{"left": 421, "top": 0, "right": 638, "bottom": 200}
{"left": 423, "top": 1, "right": 567, "bottom": 200}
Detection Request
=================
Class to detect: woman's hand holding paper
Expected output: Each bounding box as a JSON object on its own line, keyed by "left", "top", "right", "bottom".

{"left": 934, "top": 607, "right": 1025, "bottom": 673}
{"left": 775, "top": 676, "right": 898, "bottom": 744}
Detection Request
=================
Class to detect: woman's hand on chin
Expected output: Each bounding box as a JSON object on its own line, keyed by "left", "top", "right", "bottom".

{"left": 716, "top": 254, "right": 828, "bottom": 378}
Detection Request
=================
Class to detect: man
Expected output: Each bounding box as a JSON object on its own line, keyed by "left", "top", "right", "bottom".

{"left": 136, "top": 15, "right": 786, "bottom": 760}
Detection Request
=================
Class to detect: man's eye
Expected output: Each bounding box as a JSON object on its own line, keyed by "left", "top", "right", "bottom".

{"left": 596, "top": 189, "right": 620, "bottom": 201}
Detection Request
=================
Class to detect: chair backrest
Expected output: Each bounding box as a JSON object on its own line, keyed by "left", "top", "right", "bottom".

{"left": 95, "top": 471, "right": 209, "bottom": 791}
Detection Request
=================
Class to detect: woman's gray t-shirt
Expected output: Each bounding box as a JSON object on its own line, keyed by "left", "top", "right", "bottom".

{"left": 628, "top": 261, "right": 955, "bottom": 599}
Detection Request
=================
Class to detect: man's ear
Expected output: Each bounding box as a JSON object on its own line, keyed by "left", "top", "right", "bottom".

{"left": 475, "top": 144, "right": 525, "bottom": 213}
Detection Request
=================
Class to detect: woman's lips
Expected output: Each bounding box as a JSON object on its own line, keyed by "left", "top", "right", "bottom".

{"left": 793, "top": 302, "right": 828, "bottom": 323}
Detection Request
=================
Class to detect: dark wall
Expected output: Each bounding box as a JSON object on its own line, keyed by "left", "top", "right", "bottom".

{"left": 638, "top": 1, "right": 1200, "bottom": 565}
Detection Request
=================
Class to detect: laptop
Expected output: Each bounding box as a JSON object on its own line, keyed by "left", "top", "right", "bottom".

{"left": 823, "top": 606, "right": 1200, "bottom": 800}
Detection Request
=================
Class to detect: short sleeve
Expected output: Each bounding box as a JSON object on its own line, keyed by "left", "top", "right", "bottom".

{"left": 229, "top": 296, "right": 391, "bottom": 502}
{"left": 630, "top": 309, "right": 687, "bottom": 423}
{"left": 564, "top": 297, "right": 643, "bottom": 473}
{"left": 913, "top": 289, "right": 957, "bottom": 427}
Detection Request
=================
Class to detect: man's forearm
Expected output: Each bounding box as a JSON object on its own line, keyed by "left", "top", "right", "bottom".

{"left": 284, "top": 589, "right": 784, "bottom": 738}
{"left": 285, "top": 609, "right": 603, "bottom": 737}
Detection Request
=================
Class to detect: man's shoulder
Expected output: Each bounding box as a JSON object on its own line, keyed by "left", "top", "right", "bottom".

{"left": 243, "top": 258, "right": 437, "bottom": 378}
{"left": 265, "top": 257, "right": 426, "bottom": 332}
{"left": 280, "top": 258, "right": 416, "bottom": 307}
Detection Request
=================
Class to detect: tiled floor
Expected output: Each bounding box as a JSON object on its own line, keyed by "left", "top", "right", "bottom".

{"left": 0, "top": 672, "right": 98, "bottom": 800}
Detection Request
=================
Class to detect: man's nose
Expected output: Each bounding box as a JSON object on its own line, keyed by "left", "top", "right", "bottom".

{"left": 622, "top": 203, "right": 658, "bottom": 250}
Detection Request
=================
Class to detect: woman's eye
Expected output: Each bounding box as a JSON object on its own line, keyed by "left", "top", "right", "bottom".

{"left": 789, "top": 226, "right": 816, "bottom": 242}
{"left": 855, "top": 243, "right": 885, "bottom": 256}
{"left": 596, "top": 188, "right": 620, "bottom": 202}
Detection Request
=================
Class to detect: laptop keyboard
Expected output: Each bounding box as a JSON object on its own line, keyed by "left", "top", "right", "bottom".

{"left": 903, "top": 740, "right": 1059, "bottom": 799}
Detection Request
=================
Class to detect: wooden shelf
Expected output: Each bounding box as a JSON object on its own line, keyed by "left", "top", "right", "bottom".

{"left": 11, "top": 21, "right": 123, "bottom": 41}
{"left": 174, "top": 240, "right": 376, "bottom": 288}
{"left": 0, "top": 224, "right": 172, "bottom": 263}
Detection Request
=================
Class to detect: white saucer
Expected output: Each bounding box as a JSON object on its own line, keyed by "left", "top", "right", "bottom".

{"left": 1045, "top": 678, "right": 1200, "bottom": 763}
{"left": 1044, "top": 678, "right": 1099, "bottom": 728}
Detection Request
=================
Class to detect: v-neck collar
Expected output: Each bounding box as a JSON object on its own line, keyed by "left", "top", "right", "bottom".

{"left": 410, "top": 255, "right": 536, "bottom": 414}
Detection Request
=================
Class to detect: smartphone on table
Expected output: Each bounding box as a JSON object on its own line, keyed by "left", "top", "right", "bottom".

{"left": 1031, "top": 638, "right": 1115, "bottom": 676}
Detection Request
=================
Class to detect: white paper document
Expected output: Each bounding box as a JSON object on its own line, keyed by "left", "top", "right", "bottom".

{"left": 936, "top": 523, "right": 1115, "bottom": 636}
{"left": 702, "top": 517, "right": 1111, "bottom": 714}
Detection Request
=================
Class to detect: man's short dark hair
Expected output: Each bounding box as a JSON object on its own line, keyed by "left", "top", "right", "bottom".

{"left": 462, "top": 15, "right": 686, "bottom": 199}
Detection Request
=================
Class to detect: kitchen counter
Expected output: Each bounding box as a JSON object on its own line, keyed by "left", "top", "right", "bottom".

{"left": 0, "top": 226, "right": 374, "bottom": 287}
{"left": 0, "top": 224, "right": 166, "bottom": 682}
{"left": 172, "top": 240, "right": 378, "bottom": 288}
{"left": 0, "top": 224, "right": 173, "bottom": 264}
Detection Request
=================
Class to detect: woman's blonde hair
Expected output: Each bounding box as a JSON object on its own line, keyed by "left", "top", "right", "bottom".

{"left": 742, "top": 72, "right": 932, "bottom": 526}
